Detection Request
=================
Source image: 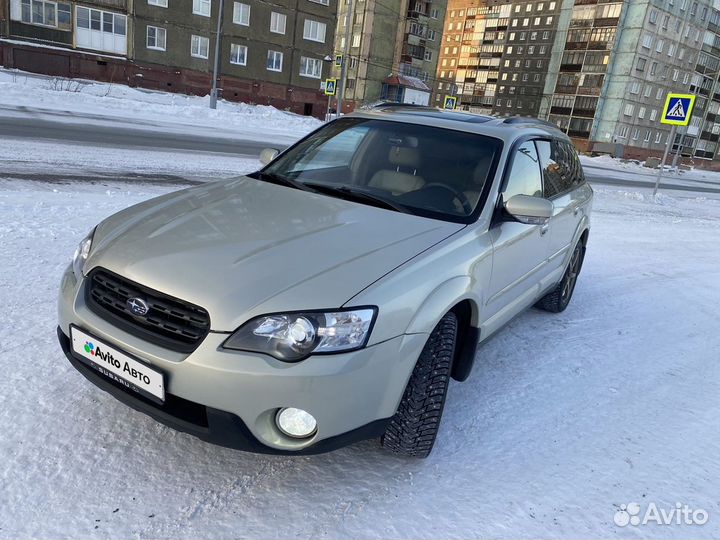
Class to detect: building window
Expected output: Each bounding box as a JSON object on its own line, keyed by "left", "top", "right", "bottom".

{"left": 21, "top": 0, "right": 58, "bottom": 27}
{"left": 431, "top": 8, "right": 439, "bottom": 18}
{"left": 638, "top": 106, "right": 646, "bottom": 119}
{"left": 618, "top": 125, "right": 629, "bottom": 138}
{"left": 650, "top": 109, "right": 657, "bottom": 121}
{"left": 192, "top": 0, "right": 210, "bottom": 16}
{"left": 267, "top": 49, "right": 283, "bottom": 71}
{"left": 303, "top": 19, "right": 326, "bottom": 42}
{"left": 636, "top": 57, "right": 647, "bottom": 71}
{"left": 191, "top": 34, "right": 209, "bottom": 58}
{"left": 428, "top": 29, "right": 436, "bottom": 40}
{"left": 624, "top": 103, "right": 634, "bottom": 116}
{"left": 270, "top": 11, "right": 286, "bottom": 34}
{"left": 299, "top": 56, "right": 322, "bottom": 78}
{"left": 424, "top": 50, "right": 432, "bottom": 61}
{"left": 148, "top": 0, "right": 167, "bottom": 7}
{"left": 644, "top": 130, "right": 651, "bottom": 142}
{"left": 230, "top": 43, "right": 247, "bottom": 65}
{"left": 352, "top": 33, "right": 360, "bottom": 47}
{"left": 146, "top": 25, "right": 166, "bottom": 50}
{"left": 75, "top": 6, "right": 126, "bottom": 54}
{"left": 233, "top": 2, "right": 249, "bottom": 25}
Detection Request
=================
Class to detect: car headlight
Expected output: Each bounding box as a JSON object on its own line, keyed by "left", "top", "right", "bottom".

{"left": 222, "top": 307, "right": 377, "bottom": 362}
{"left": 72, "top": 229, "right": 95, "bottom": 280}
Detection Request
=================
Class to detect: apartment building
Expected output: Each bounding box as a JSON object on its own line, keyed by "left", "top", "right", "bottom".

{"left": 334, "top": 0, "right": 447, "bottom": 110}
{"left": 0, "top": 0, "right": 337, "bottom": 117}
{"left": 434, "top": 0, "right": 560, "bottom": 117}
{"left": 542, "top": 0, "right": 720, "bottom": 165}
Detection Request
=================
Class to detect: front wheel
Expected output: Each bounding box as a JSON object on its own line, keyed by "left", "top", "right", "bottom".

{"left": 380, "top": 312, "right": 457, "bottom": 458}
{"left": 535, "top": 240, "right": 586, "bottom": 313}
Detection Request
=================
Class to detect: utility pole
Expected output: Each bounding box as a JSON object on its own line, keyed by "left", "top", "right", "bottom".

{"left": 209, "top": 0, "right": 225, "bottom": 109}
{"left": 336, "top": 0, "right": 354, "bottom": 117}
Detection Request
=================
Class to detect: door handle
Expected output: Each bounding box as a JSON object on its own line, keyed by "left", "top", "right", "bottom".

{"left": 573, "top": 206, "right": 581, "bottom": 216}
{"left": 540, "top": 223, "right": 549, "bottom": 236}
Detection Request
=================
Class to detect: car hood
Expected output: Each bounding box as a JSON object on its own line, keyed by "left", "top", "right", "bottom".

{"left": 87, "top": 177, "right": 464, "bottom": 331}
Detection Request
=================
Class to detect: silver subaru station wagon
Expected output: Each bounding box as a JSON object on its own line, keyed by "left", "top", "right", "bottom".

{"left": 58, "top": 106, "right": 593, "bottom": 458}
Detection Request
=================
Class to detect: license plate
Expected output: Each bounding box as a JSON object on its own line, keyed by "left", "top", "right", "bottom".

{"left": 70, "top": 325, "right": 165, "bottom": 403}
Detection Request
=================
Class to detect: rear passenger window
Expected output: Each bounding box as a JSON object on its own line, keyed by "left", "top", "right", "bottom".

{"left": 537, "top": 140, "right": 583, "bottom": 197}
{"left": 503, "top": 142, "right": 543, "bottom": 200}
{"left": 565, "top": 141, "right": 586, "bottom": 187}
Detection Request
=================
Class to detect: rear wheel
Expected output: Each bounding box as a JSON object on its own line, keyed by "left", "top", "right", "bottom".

{"left": 535, "top": 240, "right": 585, "bottom": 313}
{"left": 380, "top": 312, "right": 457, "bottom": 458}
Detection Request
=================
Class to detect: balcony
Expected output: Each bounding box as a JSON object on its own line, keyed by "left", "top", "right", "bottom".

{"left": 560, "top": 63, "right": 583, "bottom": 72}
{"left": 572, "top": 108, "right": 596, "bottom": 118}
{"left": 555, "top": 85, "right": 579, "bottom": 94}
{"left": 577, "top": 86, "right": 601, "bottom": 96}
{"left": 566, "top": 41, "right": 589, "bottom": 50}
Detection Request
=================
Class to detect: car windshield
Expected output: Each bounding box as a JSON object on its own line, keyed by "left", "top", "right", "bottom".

{"left": 257, "top": 117, "right": 503, "bottom": 223}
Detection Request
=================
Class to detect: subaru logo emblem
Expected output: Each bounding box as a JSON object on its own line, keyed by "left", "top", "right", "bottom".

{"left": 127, "top": 297, "right": 150, "bottom": 316}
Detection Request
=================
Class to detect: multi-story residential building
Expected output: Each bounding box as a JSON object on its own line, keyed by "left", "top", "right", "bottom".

{"left": 434, "top": 0, "right": 561, "bottom": 117}
{"left": 333, "top": 0, "right": 447, "bottom": 110}
{"left": 542, "top": 0, "right": 720, "bottom": 165}
{"left": 435, "top": 1, "right": 507, "bottom": 113}
{"left": 0, "top": 0, "right": 337, "bottom": 117}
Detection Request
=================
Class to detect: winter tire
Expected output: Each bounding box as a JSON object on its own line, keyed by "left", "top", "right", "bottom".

{"left": 380, "top": 312, "right": 458, "bottom": 458}
{"left": 535, "top": 239, "right": 586, "bottom": 313}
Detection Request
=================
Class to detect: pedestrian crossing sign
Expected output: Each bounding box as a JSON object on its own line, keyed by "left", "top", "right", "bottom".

{"left": 443, "top": 96, "right": 457, "bottom": 110}
{"left": 324, "top": 78, "right": 337, "bottom": 96}
{"left": 661, "top": 93, "right": 695, "bottom": 126}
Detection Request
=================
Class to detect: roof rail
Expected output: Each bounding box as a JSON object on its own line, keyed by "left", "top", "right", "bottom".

{"left": 370, "top": 102, "right": 432, "bottom": 110}
{"left": 502, "top": 116, "right": 559, "bottom": 129}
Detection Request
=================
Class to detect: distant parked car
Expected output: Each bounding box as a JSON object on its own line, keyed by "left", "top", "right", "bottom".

{"left": 58, "top": 107, "right": 593, "bottom": 457}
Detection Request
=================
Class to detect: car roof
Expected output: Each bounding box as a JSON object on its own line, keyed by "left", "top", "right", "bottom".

{"left": 346, "top": 105, "right": 570, "bottom": 144}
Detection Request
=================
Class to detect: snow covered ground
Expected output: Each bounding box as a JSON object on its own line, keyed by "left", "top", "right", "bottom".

{"left": 0, "top": 68, "right": 321, "bottom": 144}
{"left": 0, "top": 177, "right": 719, "bottom": 539}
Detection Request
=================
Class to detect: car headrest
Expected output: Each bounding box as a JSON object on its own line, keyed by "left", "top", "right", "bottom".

{"left": 473, "top": 153, "right": 494, "bottom": 185}
{"left": 388, "top": 146, "right": 421, "bottom": 169}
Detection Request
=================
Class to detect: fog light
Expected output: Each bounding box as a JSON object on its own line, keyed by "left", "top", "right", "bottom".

{"left": 275, "top": 407, "right": 317, "bottom": 439}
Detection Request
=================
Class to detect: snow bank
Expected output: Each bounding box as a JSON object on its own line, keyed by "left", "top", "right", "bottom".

{"left": 0, "top": 68, "right": 322, "bottom": 142}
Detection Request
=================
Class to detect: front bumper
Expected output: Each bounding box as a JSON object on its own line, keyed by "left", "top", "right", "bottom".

{"left": 58, "top": 327, "right": 390, "bottom": 454}
{"left": 58, "top": 265, "right": 428, "bottom": 453}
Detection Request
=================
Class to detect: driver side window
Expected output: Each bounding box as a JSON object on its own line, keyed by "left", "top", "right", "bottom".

{"left": 502, "top": 141, "right": 543, "bottom": 201}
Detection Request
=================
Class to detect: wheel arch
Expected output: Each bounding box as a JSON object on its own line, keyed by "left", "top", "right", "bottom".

{"left": 404, "top": 277, "right": 482, "bottom": 383}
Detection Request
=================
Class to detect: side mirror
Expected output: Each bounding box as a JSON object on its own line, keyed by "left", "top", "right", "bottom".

{"left": 259, "top": 148, "right": 280, "bottom": 165}
{"left": 504, "top": 194, "right": 554, "bottom": 225}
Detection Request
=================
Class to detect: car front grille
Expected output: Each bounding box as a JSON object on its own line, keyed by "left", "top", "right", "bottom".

{"left": 85, "top": 268, "right": 211, "bottom": 353}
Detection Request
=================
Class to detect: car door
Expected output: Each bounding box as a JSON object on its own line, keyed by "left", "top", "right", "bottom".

{"left": 483, "top": 140, "right": 553, "bottom": 335}
{"left": 536, "top": 139, "right": 584, "bottom": 275}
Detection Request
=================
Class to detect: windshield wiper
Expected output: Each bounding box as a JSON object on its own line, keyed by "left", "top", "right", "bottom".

{"left": 304, "top": 183, "right": 409, "bottom": 213}
{"left": 250, "top": 171, "right": 317, "bottom": 193}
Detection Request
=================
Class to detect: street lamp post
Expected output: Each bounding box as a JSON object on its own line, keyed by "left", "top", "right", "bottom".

{"left": 336, "top": 0, "right": 354, "bottom": 117}
{"left": 209, "top": 0, "right": 225, "bottom": 109}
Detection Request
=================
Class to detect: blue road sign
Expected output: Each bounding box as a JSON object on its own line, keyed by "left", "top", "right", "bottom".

{"left": 661, "top": 93, "right": 695, "bottom": 126}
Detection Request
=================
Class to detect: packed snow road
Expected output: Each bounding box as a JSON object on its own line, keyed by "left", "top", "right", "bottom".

{"left": 0, "top": 178, "right": 719, "bottom": 539}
